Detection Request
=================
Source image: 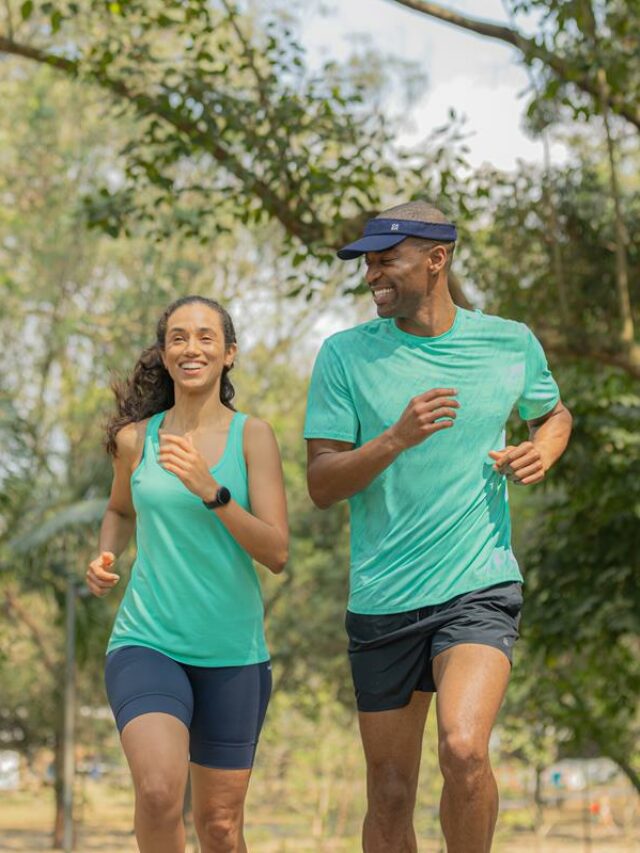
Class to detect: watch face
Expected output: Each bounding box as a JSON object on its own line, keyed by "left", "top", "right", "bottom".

{"left": 218, "top": 486, "right": 231, "bottom": 505}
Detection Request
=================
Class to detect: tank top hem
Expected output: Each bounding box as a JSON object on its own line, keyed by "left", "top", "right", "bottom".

{"left": 106, "top": 638, "right": 270, "bottom": 669}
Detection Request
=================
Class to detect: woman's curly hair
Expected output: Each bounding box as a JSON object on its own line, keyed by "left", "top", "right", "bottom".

{"left": 105, "top": 296, "right": 237, "bottom": 456}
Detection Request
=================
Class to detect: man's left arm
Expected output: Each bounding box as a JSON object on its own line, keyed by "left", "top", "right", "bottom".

{"left": 489, "top": 400, "right": 573, "bottom": 486}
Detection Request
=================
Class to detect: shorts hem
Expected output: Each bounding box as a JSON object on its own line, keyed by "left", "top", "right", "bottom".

{"left": 190, "top": 741, "right": 258, "bottom": 771}
{"left": 116, "top": 694, "right": 192, "bottom": 733}
{"left": 357, "top": 700, "right": 412, "bottom": 713}
{"left": 430, "top": 638, "right": 515, "bottom": 665}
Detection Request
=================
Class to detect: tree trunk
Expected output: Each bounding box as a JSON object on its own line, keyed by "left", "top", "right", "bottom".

{"left": 52, "top": 694, "right": 65, "bottom": 849}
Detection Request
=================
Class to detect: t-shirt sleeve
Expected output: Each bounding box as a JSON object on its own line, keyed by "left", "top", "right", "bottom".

{"left": 517, "top": 326, "right": 560, "bottom": 421}
{"left": 304, "top": 339, "right": 359, "bottom": 442}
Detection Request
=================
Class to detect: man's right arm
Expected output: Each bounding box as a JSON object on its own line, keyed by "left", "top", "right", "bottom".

{"left": 307, "top": 388, "right": 460, "bottom": 508}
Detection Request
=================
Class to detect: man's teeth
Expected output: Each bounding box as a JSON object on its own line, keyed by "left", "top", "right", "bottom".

{"left": 373, "top": 287, "right": 394, "bottom": 302}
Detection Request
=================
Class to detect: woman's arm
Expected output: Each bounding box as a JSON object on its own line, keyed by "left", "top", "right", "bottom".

{"left": 86, "top": 422, "right": 142, "bottom": 597}
{"left": 159, "top": 418, "right": 289, "bottom": 574}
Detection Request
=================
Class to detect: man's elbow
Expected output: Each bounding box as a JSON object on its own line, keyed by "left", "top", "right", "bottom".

{"left": 307, "top": 479, "right": 334, "bottom": 510}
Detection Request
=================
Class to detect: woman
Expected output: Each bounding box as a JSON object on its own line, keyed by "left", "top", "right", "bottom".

{"left": 87, "top": 295, "right": 288, "bottom": 853}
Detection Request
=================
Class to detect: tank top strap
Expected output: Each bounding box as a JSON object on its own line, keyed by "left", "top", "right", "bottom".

{"left": 226, "top": 411, "right": 249, "bottom": 472}
{"left": 144, "top": 410, "right": 166, "bottom": 458}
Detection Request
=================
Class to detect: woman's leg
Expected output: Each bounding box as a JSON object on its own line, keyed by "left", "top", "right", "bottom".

{"left": 190, "top": 765, "right": 251, "bottom": 853}
{"left": 105, "top": 647, "right": 195, "bottom": 853}
{"left": 121, "top": 712, "right": 190, "bottom": 853}
{"left": 187, "top": 660, "right": 272, "bottom": 853}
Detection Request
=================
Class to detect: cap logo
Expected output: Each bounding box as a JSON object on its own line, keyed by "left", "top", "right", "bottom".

{"left": 390, "top": 223, "right": 399, "bottom": 231}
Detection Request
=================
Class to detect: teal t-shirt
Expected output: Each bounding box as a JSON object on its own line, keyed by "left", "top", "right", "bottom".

{"left": 107, "top": 411, "right": 269, "bottom": 666}
{"left": 304, "top": 308, "right": 560, "bottom": 614}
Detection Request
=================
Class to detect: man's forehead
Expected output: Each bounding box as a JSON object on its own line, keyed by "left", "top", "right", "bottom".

{"left": 365, "top": 240, "right": 412, "bottom": 261}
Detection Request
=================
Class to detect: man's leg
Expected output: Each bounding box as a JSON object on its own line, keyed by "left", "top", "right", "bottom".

{"left": 433, "top": 643, "right": 511, "bottom": 853}
{"left": 359, "top": 690, "right": 432, "bottom": 853}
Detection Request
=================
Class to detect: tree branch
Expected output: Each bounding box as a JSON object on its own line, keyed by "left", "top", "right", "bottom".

{"left": 386, "top": 0, "right": 640, "bottom": 131}
{"left": 542, "top": 339, "right": 640, "bottom": 380}
{"left": 0, "top": 34, "right": 325, "bottom": 245}
{"left": 2, "top": 0, "right": 14, "bottom": 40}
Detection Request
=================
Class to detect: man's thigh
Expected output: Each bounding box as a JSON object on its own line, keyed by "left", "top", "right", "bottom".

{"left": 359, "top": 691, "right": 432, "bottom": 793}
{"left": 433, "top": 643, "right": 511, "bottom": 750}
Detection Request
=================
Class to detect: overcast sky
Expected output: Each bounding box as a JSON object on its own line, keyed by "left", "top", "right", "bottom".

{"left": 300, "top": 0, "right": 567, "bottom": 172}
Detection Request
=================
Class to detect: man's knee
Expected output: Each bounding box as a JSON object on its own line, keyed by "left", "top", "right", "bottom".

{"left": 195, "top": 804, "right": 243, "bottom": 852}
{"left": 368, "top": 760, "right": 417, "bottom": 819}
{"left": 439, "top": 730, "right": 490, "bottom": 786}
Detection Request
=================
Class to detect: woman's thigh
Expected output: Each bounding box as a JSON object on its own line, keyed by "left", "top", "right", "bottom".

{"left": 105, "top": 645, "right": 194, "bottom": 790}
{"left": 186, "top": 660, "right": 272, "bottom": 770}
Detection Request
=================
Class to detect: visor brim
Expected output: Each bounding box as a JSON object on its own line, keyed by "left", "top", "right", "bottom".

{"left": 336, "top": 234, "right": 407, "bottom": 260}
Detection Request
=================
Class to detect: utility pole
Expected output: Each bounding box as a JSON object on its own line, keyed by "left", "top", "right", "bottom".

{"left": 62, "top": 573, "right": 77, "bottom": 852}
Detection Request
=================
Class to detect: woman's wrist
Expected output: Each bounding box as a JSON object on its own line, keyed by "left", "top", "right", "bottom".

{"left": 198, "top": 475, "right": 219, "bottom": 503}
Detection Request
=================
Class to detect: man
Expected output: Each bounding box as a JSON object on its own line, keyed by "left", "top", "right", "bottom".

{"left": 304, "top": 200, "right": 572, "bottom": 853}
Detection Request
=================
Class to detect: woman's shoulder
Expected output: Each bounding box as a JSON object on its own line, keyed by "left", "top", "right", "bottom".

{"left": 242, "top": 414, "right": 275, "bottom": 437}
{"left": 114, "top": 418, "right": 152, "bottom": 461}
{"left": 241, "top": 415, "right": 278, "bottom": 454}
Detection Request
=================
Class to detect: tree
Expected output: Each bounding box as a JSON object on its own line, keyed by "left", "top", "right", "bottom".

{"left": 0, "top": 0, "right": 395, "bottom": 258}
{"left": 387, "top": 0, "right": 640, "bottom": 130}
{"left": 504, "top": 366, "right": 640, "bottom": 793}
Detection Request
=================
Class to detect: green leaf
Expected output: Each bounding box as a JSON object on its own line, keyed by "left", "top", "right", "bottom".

{"left": 51, "top": 9, "right": 63, "bottom": 33}
{"left": 8, "top": 499, "right": 108, "bottom": 554}
{"left": 20, "top": 0, "right": 34, "bottom": 20}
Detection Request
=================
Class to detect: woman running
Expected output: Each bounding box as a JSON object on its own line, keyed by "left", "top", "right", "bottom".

{"left": 87, "top": 295, "right": 288, "bottom": 853}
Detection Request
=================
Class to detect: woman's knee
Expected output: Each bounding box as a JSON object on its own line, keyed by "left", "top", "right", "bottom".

{"left": 135, "top": 773, "right": 184, "bottom": 822}
{"left": 195, "top": 804, "right": 244, "bottom": 852}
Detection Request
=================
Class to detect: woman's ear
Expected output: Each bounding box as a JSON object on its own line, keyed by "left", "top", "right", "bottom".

{"left": 225, "top": 342, "right": 238, "bottom": 369}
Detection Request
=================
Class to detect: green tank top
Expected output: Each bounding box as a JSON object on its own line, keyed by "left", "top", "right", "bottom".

{"left": 107, "top": 411, "right": 269, "bottom": 666}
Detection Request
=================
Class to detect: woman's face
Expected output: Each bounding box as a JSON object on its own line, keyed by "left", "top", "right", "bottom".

{"left": 161, "top": 303, "right": 236, "bottom": 394}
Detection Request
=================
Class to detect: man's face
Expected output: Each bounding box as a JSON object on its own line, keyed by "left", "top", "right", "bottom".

{"left": 364, "top": 240, "right": 433, "bottom": 320}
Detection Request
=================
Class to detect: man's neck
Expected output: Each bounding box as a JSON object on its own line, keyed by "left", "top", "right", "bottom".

{"left": 395, "top": 288, "right": 457, "bottom": 338}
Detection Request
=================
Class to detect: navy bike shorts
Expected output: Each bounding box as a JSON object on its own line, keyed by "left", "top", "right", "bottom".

{"left": 346, "top": 581, "right": 523, "bottom": 712}
{"left": 105, "top": 645, "right": 272, "bottom": 769}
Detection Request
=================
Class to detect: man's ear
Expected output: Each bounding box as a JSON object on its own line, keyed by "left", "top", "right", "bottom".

{"left": 428, "top": 245, "right": 448, "bottom": 274}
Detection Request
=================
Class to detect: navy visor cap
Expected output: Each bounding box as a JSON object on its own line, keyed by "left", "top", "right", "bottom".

{"left": 337, "top": 218, "right": 457, "bottom": 260}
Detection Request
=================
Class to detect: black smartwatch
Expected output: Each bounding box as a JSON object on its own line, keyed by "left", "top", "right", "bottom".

{"left": 202, "top": 486, "right": 232, "bottom": 509}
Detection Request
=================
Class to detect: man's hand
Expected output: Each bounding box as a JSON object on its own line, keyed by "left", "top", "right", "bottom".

{"left": 159, "top": 433, "right": 218, "bottom": 501}
{"left": 388, "top": 388, "right": 460, "bottom": 450}
{"left": 489, "top": 442, "right": 546, "bottom": 486}
{"left": 86, "top": 551, "right": 119, "bottom": 597}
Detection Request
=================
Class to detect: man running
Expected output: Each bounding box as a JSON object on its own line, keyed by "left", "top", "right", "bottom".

{"left": 304, "top": 200, "right": 572, "bottom": 853}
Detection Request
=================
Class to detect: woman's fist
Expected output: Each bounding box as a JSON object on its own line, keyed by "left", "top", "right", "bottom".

{"left": 86, "top": 551, "right": 119, "bottom": 597}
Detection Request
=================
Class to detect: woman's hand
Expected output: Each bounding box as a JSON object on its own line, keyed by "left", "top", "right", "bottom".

{"left": 159, "top": 433, "right": 218, "bottom": 501}
{"left": 86, "top": 551, "right": 119, "bottom": 597}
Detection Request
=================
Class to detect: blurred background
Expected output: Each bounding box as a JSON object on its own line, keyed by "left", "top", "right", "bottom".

{"left": 0, "top": 1, "right": 638, "bottom": 850}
